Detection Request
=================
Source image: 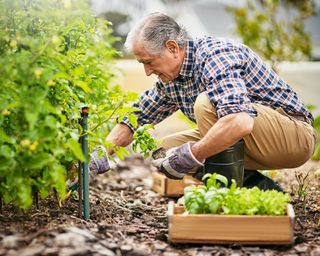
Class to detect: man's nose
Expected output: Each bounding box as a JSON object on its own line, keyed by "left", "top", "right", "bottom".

{"left": 144, "top": 65, "right": 153, "bottom": 76}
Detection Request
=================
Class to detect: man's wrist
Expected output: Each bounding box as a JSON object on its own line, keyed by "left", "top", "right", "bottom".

{"left": 190, "top": 142, "right": 205, "bottom": 163}
{"left": 116, "top": 116, "right": 137, "bottom": 133}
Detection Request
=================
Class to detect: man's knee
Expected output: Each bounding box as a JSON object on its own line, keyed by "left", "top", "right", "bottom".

{"left": 194, "top": 92, "right": 216, "bottom": 118}
{"left": 194, "top": 92, "right": 218, "bottom": 135}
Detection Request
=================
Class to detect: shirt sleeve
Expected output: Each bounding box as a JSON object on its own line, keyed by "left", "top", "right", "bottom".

{"left": 202, "top": 48, "right": 257, "bottom": 118}
{"left": 120, "top": 80, "right": 178, "bottom": 132}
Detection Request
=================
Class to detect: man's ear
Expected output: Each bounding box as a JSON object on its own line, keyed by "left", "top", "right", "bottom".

{"left": 165, "top": 40, "right": 179, "bottom": 54}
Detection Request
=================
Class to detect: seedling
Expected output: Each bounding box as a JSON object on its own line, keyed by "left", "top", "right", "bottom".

{"left": 132, "top": 124, "right": 158, "bottom": 158}
{"left": 294, "top": 170, "right": 311, "bottom": 214}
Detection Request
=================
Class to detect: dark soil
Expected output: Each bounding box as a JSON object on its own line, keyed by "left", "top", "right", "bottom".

{"left": 0, "top": 156, "right": 319, "bottom": 256}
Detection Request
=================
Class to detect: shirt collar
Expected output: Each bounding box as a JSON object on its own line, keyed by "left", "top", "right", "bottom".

{"left": 178, "top": 39, "right": 195, "bottom": 78}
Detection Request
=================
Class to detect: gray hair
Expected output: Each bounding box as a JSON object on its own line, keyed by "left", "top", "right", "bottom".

{"left": 125, "top": 12, "right": 191, "bottom": 55}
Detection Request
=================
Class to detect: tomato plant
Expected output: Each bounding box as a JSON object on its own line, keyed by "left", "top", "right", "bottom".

{"left": 178, "top": 173, "right": 291, "bottom": 216}
{"left": 0, "top": 0, "right": 139, "bottom": 209}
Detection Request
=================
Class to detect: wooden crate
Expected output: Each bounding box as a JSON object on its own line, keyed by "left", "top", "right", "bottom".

{"left": 151, "top": 171, "right": 202, "bottom": 197}
{"left": 168, "top": 201, "right": 295, "bottom": 245}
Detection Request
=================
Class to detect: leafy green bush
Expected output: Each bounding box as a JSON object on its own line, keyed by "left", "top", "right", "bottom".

{"left": 178, "top": 173, "right": 291, "bottom": 215}
{"left": 0, "top": 0, "right": 138, "bottom": 209}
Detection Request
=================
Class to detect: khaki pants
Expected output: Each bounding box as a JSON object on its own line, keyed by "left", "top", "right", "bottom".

{"left": 160, "top": 92, "right": 317, "bottom": 170}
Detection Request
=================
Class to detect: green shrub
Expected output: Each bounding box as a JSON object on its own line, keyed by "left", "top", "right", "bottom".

{"left": 0, "top": 0, "right": 138, "bottom": 209}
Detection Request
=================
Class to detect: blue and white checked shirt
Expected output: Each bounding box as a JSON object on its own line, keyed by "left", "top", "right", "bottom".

{"left": 123, "top": 36, "right": 313, "bottom": 131}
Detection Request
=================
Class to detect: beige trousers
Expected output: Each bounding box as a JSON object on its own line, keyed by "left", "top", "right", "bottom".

{"left": 160, "top": 92, "right": 317, "bottom": 170}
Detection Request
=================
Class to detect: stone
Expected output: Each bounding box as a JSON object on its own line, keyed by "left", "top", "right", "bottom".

{"left": 59, "top": 247, "right": 89, "bottom": 256}
{"left": 295, "top": 245, "right": 308, "bottom": 253}
{"left": 311, "top": 247, "right": 320, "bottom": 256}
{"left": 120, "top": 244, "right": 132, "bottom": 251}
{"left": 154, "top": 241, "right": 168, "bottom": 250}
{"left": 17, "top": 245, "right": 45, "bottom": 256}
{"left": 64, "top": 227, "right": 96, "bottom": 241}
{"left": 1, "top": 235, "right": 23, "bottom": 249}
{"left": 54, "top": 232, "right": 86, "bottom": 247}
{"left": 91, "top": 244, "right": 115, "bottom": 256}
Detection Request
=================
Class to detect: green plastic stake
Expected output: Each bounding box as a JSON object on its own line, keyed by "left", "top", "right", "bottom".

{"left": 78, "top": 158, "right": 83, "bottom": 218}
{"left": 81, "top": 106, "right": 90, "bottom": 220}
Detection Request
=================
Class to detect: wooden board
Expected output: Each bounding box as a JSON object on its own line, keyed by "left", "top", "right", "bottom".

{"left": 151, "top": 172, "right": 202, "bottom": 197}
{"left": 168, "top": 201, "right": 295, "bottom": 245}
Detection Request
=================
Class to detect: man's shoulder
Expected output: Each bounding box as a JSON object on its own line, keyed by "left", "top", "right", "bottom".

{"left": 195, "top": 36, "right": 238, "bottom": 47}
{"left": 193, "top": 36, "right": 247, "bottom": 62}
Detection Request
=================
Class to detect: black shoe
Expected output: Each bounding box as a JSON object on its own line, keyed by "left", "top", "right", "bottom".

{"left": 243, "top": 170, "right": 284, "bottom": 192}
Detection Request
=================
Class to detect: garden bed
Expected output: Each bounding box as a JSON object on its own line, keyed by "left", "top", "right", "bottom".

{"left": 0, "top": 156, "right": 319, "bottom": 256}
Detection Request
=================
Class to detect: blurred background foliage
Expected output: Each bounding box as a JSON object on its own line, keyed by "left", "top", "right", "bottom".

{"left": 226, "top": 0, "right": 316, "bottom": 71}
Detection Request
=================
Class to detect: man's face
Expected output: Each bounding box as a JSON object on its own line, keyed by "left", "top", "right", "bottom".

{"left": 133, "top": 40, "right": 184, "bottom": 84}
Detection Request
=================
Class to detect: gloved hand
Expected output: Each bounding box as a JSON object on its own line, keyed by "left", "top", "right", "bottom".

{"left": 89, "top": 146, "right": 111, "bottom": 175}
{"left": 67, "top": 146, "right": 112, "bottom": 191}
{"left": 151, "top": 142, "right": 204, "bottom": 180}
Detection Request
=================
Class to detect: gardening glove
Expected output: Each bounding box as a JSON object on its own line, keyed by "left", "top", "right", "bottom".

{"left": 67, "top": 146, "right": 113, "bottom": 191}
{"left": 151, "top": 142, "right": 204, "bottom": 180}
{"left": 89, "top": 146, "right": 111, "bottom": 175}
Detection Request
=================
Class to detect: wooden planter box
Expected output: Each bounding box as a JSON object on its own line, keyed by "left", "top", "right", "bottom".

{"left": 168, "top": 201, "right": 295, "bottom": 245}
{"left": 151, "top": 171, "right": 202, "bottom": 197}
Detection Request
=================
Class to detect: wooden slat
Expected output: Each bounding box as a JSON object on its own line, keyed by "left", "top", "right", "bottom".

{"left": 151, "top": 171, "right": 167, "bottom": 195}
{"left": 152, "top": 172, "right": 202, "bottom": 196}
{"left": 168, "top": 203, "right": 294, "bottom": 245}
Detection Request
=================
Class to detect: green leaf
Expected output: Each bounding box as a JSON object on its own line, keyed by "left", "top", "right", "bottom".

{"left": 25, "top": 110, "right": 38, "bottom": 130}
{"left": 115, "top": 147, "right": 130, "bottom": 160}
{"left": 215, "top": 174, "right": 228, "bottom": 187}
{"left": 75, "top": 80, "right": 91, "bottom": 93}
{"left": 66, "top": 138, "right": 85, "bottom": 162}
{"left": 24, "top": 154, "right": 53, "bottom": 169}
{"left": 128, "top": 114, "right": 138, "bottom": 129}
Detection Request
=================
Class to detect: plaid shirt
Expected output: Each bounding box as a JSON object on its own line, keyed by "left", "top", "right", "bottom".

{"left": 123, "top": 37, "right": 313, "bottom": 131}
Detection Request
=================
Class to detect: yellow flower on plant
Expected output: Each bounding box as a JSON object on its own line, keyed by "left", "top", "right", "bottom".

{"left": 20, "top": 139, "right": 31, "bottom": 147}
{"left": 10, "top": 39, "right": 17, "bottom": 48}
{"left": 29, "top": 141, "right": 39, "bottom": 151}
{"left": 15, "top": 32, "right": 21, "bottom": 41}
{"left": 2, "top": 109, "right": 11, "bottom": 116}
{"left": 51, "top": 35, "right": 60, "bottom": 45}
{"left": 47, "top": 79, "right": 55, "bottom": 86}
{"left": 34, "top": 68, "right": 43, "bottom": 79}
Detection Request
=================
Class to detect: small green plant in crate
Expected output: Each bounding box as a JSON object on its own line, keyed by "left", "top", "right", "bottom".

{"left": 178, "top": 173, "right": 291, "bottom": 216}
